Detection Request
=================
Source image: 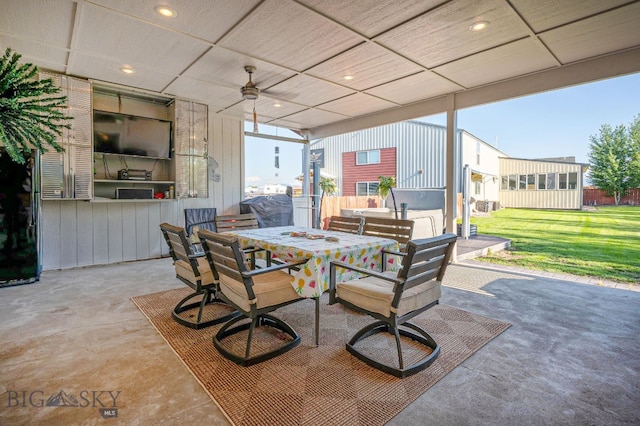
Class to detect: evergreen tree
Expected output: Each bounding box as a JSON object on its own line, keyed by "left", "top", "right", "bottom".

{"left": 0, "top": 47, "right": 71, "bottom": 164}
{"left": 588, "top": 115, "right": 640, "bottom": 205}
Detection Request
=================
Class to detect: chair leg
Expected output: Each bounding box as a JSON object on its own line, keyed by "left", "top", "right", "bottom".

{"left": 213, "top": 313, "right": 301, "bottom": 366}
{"left": 345, "top": 320, "right": 440, "bottom": 378}
{"left": 172, "top": 288, "right": 240, "bottom": 329}
{"left": 314, "top": 297, "right": 320, "bottom": 346}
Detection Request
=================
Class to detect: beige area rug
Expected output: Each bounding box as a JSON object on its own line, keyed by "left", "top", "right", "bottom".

{"left": 132, "top": 288, "right": 510, "bottom": 426}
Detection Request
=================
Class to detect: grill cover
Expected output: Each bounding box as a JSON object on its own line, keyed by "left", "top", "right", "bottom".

{"left": 240, "top": 195, "right": 294, "bottom": 228}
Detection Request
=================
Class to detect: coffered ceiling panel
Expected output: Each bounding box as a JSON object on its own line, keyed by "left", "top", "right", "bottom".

{"left": 317, "top": 93, "right": 397, "bottom": 117}
{"left": 73, "top": 52, "right": 177, "bottom": 93}
{"left": 433, "top": 38, "right": 559, "bottom": 88}
{"left": 375, "top": 0, "right": 529, "bottom": 68}
{"left": 2, "top": 0, "right": 638, "bottom": 136}
{"left": 181, "top": 47, "right": 296, "bottom": 92}
{"left": 509, "top": 0, "right": 632, "bottom": 33}
{"left": 0, "top": 35, "right": 68, "bottom": 72}
{"left": 306, "top": 42, "right": 423, "bottom": 91}
{"left": 73, "top": 3, "right": 210, "bottom": 76}
{"left": 263, "top": 74, "right": 355, "bottom": 107}
{"left": 365, "top": 71, "right": 461, "bottom": 105}
{"left": 89, "top": 0, "right": 261, "bottom": 43}
{"left": 223, "top": 96, "right": 308, "bottom": 119}
{"left": 165, "top": 76, "right": 241, "bottom": 112}
{"left": 0, "top": 0, "right": 75, "bottom": 48}
{"left": 274, "top": 108, "right": 349, "bottom": 128}
{"left": 297, "top": 0, "right": 447, "bottom": 38}
{"left": 218, "top": 0, "right": 362, "bottom": 71}
{"left": 539, "top": 2, "right": 640, "bottom": 64}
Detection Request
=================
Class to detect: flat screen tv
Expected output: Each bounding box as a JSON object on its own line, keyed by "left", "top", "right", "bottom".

{"left": 93, "top": 110, "right": 172, "bottom": 159}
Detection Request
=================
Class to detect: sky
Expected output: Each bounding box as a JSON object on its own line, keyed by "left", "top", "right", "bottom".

{"left": 245, "top": 72, "right": 640, "bottom": 187}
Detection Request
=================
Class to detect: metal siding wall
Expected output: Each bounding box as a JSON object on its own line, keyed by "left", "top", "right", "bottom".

{"left": 312, "top": 122, "right": 450, "bottom": 193}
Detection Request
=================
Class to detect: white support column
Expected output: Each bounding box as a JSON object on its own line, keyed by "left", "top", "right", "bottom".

{"left": 445, "top": 94, "right": 457, "bottom": 235}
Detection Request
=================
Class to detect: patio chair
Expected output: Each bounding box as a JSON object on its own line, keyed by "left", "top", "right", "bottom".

{"left": 329, "top": 233, "right": 457, "bottom": 378}
{"left": 215, "top": 212, "right": 267, "bottom": 268}
{"left": 327, "top": 215, "right": 363, "bottom": 234}
{"left": 184, "top": 207, "right": 217, "bottom": 254}
{"left": 159, "top": 223, "right": 239, "bottom": 329}
{"left": 198, "top": 229, "right": 318, "bottom": 366}
{"left": 361, "top": 217, "right": 415, "bottom": 247}
{"left": 184, "top": 207, "right": 217, "bottom": 236}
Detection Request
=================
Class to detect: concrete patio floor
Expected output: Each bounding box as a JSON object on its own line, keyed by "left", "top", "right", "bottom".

{"left": 1, "top": 256, "right": 639, "bottom": 425}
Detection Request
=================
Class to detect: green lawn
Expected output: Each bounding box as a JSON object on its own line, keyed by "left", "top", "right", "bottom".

{"left": 468, "top": 206, "right": 640, "bottom": 284}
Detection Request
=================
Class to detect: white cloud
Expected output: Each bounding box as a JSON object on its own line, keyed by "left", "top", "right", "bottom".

{"left": 246, "top": 176, "right": 262, "bottom": 183}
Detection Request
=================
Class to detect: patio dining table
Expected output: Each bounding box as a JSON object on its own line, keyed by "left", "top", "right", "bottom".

{"left": 223, "top": 225, "right": 399, "bottom": 298}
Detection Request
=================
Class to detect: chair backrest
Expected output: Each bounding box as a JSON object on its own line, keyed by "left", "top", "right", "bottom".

{"left": 361, "top": 217, "right": 415, "bottom": 245}
{"left": 198, "top": 230, "right": 256, "bottom": 300}
{"left": 215, "top": 213, "right": 259, "bottom": 232}
{"left": 327, "top": 216, "right": 362, "bottom": 234}
{"left": 184, "top": 208, "right": 217, "bottom": 236}
{"left": 160, "top": 223, "right": 194, "bottom": 264}
{"left": 395, "top": 233, "right": 457, "bottom": 295}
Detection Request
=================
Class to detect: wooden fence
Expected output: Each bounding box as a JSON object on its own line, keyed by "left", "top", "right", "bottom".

{"left": 319, "top": 196, "right": 383, "bottom": 228}
{"left": 583, "top": 188, "right": 640, "bottom": 206}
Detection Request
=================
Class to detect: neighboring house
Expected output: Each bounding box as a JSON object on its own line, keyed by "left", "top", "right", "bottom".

{"left": 499, "top": 157, "right": 588, "bottom": 209}
{"left": 311, "top": 121, "right": 587, "bottom": 211}
{"left": 311, "top": 121, "right": 505, "bottom": 210}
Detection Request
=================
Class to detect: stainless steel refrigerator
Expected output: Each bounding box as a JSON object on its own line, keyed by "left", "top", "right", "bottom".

{"left": 0, "top": 150, "right": 40, "bottom": 287}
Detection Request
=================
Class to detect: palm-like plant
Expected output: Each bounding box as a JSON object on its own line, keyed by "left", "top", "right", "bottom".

{"left": 378, "top": 175, "right": 398, "bottom": 219}
{"left": 318, "top": 176, "right": 337, "bottom": 227}
{"left": 0, "top": 47, "right": 71, "bottom": 164}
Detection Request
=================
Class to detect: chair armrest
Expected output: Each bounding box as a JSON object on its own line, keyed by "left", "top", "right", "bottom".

{"left": 242, "top": 258, "right": 308, "bottom": 277}
{"left": 382, "top": 248, "right": 406, "bottom": 257}
{"left": 329, "top": 261, "right": 403, "bottom": 284}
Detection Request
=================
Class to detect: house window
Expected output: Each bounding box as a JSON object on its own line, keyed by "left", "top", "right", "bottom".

{"left": 547, "top": 173, "right": 556, "bottom": 190}
{"left": 476, "top": 142, "right": 481, "bottom": 165}
{"left": 519, "top": 174, "right": 527, "bottom": 190}
{"left": 559, "top": 173, "right": 568, "bottom": 189}
{"left": 356, "top": 181, "right": 379, "bottom": 196}
{"left": 475, "top": 181, "right": 481, "bottom": 195}
{"left": 527, "top": 174, "right": 535, "bottom": 190}
{"left": 538, "top": 174, "right": 547, "bottom": 190}
{"left": 500, "top": 175, "right": 508, "bottom": 190}
{"left": 508, "top": 175, "right": 517, "bottom": 190}
{"left": 568, "top": 172, "right": 578, "bottom": 189}
{"left": 356, "top": 149, "right": 380, "bottom": 165}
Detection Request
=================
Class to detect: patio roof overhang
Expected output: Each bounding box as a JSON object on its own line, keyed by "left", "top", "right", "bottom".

{"left": 3, "top": 0, "right": 639, "bottom": 137}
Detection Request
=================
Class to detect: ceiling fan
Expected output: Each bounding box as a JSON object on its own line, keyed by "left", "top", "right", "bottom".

{"left": 241, "top": 66, "right": 260, "bottom": 100}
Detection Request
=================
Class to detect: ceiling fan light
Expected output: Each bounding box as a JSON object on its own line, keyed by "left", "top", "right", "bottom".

{"left": 241, "top": 85, "right": 259, "bottom": 100}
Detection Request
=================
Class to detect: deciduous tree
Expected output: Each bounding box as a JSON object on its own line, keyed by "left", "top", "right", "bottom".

{"left": 588, "top": 115, "right": 640, "bottom": 205}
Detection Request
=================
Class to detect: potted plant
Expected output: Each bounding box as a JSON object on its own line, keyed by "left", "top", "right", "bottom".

{"left": 378, "top": 175, "right": 398, "bottom": 219}
{"left": 0, "top": 47, "right": 71, "bottom": 164}
{"left": 318, "top": 176, "right": 337, "bottom": 228}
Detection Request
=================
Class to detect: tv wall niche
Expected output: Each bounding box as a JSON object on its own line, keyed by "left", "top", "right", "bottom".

{"left": 94, "top": 110, "right": 172, "bottom": 159}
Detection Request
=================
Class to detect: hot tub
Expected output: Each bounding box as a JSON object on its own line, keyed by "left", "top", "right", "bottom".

{"left": 340, "top": 208, "right": 444, "bottom": 238}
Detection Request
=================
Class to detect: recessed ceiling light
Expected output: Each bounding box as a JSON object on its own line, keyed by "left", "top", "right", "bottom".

{"left": 155, "top": 5, "right": 177, "bottom": 17}
{"left": 273, "top": 101, "right": 282, "bottom": 108}
{"left": 343, "top": 75, "right": 354, "bottom": 81}
{"left": 469, "top": 21, "right": 489, "bottom": 31}
{"left": 120, "top": 66, "right": 135, "bottom": 74}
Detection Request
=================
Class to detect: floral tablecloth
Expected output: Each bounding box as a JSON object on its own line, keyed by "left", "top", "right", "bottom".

{"left": 225, "top": 226, "right": 398, "bottom": 298}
